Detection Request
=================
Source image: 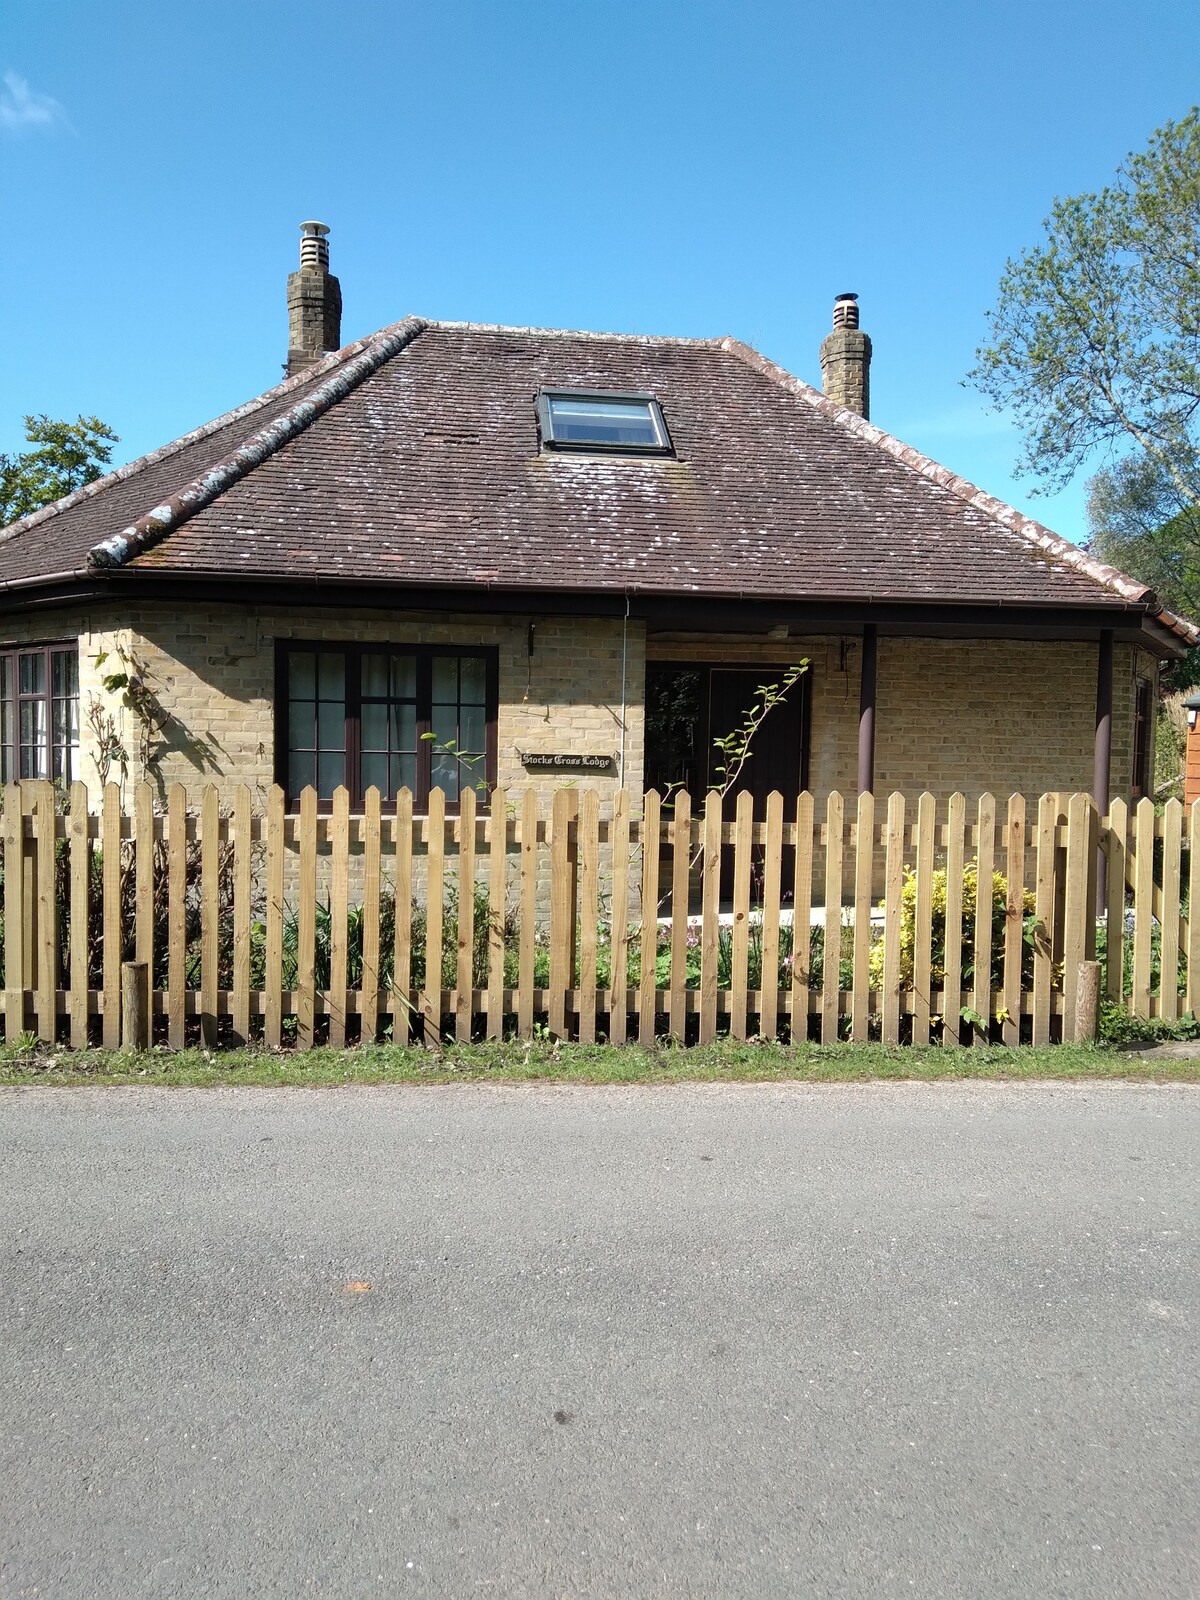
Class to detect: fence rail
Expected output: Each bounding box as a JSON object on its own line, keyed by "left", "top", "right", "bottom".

{"left": 0, "top": 781, "right": 1192, "bottom": 1049}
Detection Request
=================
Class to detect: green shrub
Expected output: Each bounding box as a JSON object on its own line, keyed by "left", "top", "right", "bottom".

{"left": 868, "top": 862, "right": 1036, "bottom": 992}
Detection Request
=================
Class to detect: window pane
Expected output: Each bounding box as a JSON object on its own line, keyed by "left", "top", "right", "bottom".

{"left": 19, "top": 652, "right": 45, "bottom": 695}
{"left": 361, "top": 653, "right": 389, "bottom": 700}
{"left": 288, "top": 700, "right": 316, "bottom": 750}
{"left": 317, "top": 751, "right": 345, "bottom": 797}
{"left": 317, "top": 699, "right": 344, "bottom": 750}
{"left": 361, "top": 752, "right": 388, "bottom": 795}
{"left": 548, "top": 395, "right": 660, "bottom": 447}
{"left": 52, "top": 736, "right": 71, "bottom": 784}
{"left": 289, "top": 652, "right": 316, "bottom": 698}
{"left": 431, "top": 656, "right": 458, "bottom": 702}
{"left": 393, "top": 702, "right": 416, "bottom": 751}
{"left": 390, "top": 654, "right": 417, "bottom": 698}
{"left": 431, "top": 705, "right": 459, "bottom": 748}
{"left": 20, "top": 699, "right": 45, "bottom": 750}
{"left": 51, "top": 650, "right": 77, "bottom": 697}
{"left": 318, "top": 652, "right": 345, "bottom": 699}
{"left": 459, "top": 656, "right": 486, "bottom": 703}
{"left": 430, "top": 748, "right": 459, "bottom": 800}
{"left": 391, "top": 753, "right": 417, "bottom": 795}
{"left": 288, "top": 752, "right": 315, "bottom": 798}
{"left": 459, "top": 703, "right": 485, "bottom": 754}
{"left": 361, "top": 701, "right": 389, "bottom": 752}
{"left": 363, "top": 652, "right": 417, "bottom": 700}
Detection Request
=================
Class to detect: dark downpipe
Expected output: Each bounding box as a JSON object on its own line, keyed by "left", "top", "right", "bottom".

{"left": 858, "top": 625, "right": 877, "bottom": 795}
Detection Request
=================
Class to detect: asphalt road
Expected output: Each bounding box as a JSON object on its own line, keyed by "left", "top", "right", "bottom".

{"left": 1, "top": 1081, "right": 1197, "bottom": 1599}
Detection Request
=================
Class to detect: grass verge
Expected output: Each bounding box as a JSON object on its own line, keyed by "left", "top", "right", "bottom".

{"left": 0, "top": 1039, "right": 1197, "bottom": 1088}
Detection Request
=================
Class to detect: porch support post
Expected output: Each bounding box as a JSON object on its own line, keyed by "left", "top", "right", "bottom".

{"left": 1094, "top": 629, "right": 1113, "bottom": 815}
{"left": 857, "top": 624, "right": 877, "bottom": 795}
{"left": 1094, "top": 628, "right": 1114, "bottom": 913}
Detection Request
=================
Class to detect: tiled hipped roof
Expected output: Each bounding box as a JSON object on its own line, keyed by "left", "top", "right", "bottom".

{"left": 0, "top": 318, "right": 1193, "bottom": 643}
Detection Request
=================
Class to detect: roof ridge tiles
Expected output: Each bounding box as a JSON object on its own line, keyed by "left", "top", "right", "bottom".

{"left": 87, "top": 317, "right": 427, "bottom": 572}
{"left": 423, "top": 318, "right": 718, "bottom": 347}
{"left": 718, "top": 335, "right": 1199, "bottom": 646}
{"left": 0, "top": 331, "right": 386, "bottom": 552}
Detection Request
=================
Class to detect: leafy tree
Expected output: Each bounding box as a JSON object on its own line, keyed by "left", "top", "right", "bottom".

{"left": 1087, "top": 456, "right": 1200, "bottom": 610}
{"left": 0, "top": 413, "right": 119, "bottom": 525}
{"left": 970, "top": 109, "right": 1200, "bottom": 508}
{"left": 1086, "top": 458, "right": 1200, "bottom": 689}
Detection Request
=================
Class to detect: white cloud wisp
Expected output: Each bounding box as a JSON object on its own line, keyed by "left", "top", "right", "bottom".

{"left": 0, "top": 72, "right": 65, "bottom": 133}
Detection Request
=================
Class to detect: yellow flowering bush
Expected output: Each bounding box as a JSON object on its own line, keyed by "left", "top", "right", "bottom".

{"left": 868, "top": 862, "right": 1037, "bottom": 991}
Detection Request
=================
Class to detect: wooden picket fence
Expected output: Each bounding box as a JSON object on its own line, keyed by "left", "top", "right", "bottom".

{"left": 0, "top": 780, "right": 1195, "bottom": 1050}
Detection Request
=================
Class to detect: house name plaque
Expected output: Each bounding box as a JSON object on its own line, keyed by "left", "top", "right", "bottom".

{"left": 520, "top": 752, "right": 616, "bottom": 774}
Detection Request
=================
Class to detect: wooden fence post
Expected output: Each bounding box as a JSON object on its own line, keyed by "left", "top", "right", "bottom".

{"left": 1075, "top": 959, "right": 1102, "bottom": 1044}
{"left": 421, "top": 788, "right": 446, "bottom": 1048}
{"left": 3, "top": 782, "right": 25, "bottom": 1043}
{"left": 942, "top": 792, "right": 965, "bottom": 1048}
{"left": 822, "top": 791, "right": 844, "bottom": 1044}
{"left": 517, "top": 789, "right": 537, "bottom": 1041}
{"left": 698, "top": 790, "right": 722, "bottom": 1045}
{"left": 791, "top": 790, "right": 815, "bottom": 1042}
{"left": 668, "top": 790, "right": 691, "bottom": 1041}
{"left": 608, "top": 789, "right": 630, "bottom": 1046}
{"left": 101, "top": 783, "right": 122, "bottom": 1049}
{"left": 200, "top": 784, "right": 220, "bottom": 1050}
{"left": 485, "top": 788, "right": 507, "bottom": 1043}
{"left": 121, "top": 961, "right": 149, "bottom": 1051}
{"left": 759, "top": 791, "right": 784, "bottom": 1043}
{"left": 548, "top": 788, "right": 573, "bottom": 1038}
{"left": 880, "top": 792, "right": 904, "bottom": 1047}
{"left": 638, "top": 790, "right": 661, "bottom": 1046}
{"left": 33, "top": 781, "right": 57, "bottom": 1045}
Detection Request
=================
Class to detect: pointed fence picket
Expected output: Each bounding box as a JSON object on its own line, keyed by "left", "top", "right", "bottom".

{"left": 0, "top": 780, "right": 1190, "bottom": 1050}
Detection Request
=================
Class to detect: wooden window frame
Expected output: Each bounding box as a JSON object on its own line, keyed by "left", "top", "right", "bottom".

{"left": 0, "top": 639, "right": 80, "bottom": 786}
{"left": 275, "top": 641, "right": 498, "bottom": 813}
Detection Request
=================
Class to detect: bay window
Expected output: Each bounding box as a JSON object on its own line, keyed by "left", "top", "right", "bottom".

{"left": 0, "top": 642, "right": 80, "bottom": 784}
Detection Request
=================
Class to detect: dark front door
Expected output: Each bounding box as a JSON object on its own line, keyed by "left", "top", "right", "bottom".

{"left": 645, "top": 662, "right": 810, "bottom": 906}
{"left": 645, "top": 663, "right": 809, "bottom": 819}
{"left": 707, "top": 667, "right": 807, "bottom": 821}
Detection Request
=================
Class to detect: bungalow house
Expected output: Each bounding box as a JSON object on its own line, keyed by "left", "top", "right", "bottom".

{"left": 0, "top": 221, "right": 1192, "bottom": 825}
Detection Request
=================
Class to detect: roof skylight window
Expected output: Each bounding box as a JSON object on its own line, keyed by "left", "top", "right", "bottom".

{"left": 538, "top": 390, "right": 672, "bottom": 455}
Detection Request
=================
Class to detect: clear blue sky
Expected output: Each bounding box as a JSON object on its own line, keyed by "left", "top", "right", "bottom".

{"left": 3, "top": 0, "right": 1197, "bottom": 544}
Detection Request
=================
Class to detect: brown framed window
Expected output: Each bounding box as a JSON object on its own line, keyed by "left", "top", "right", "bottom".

{"left": 0, "top": 642, "right": 80, "bottom": 785}
{"left": 1132, "top": 678, "right": 1153, "bottom": 800}
{"left": 276, "top": 642, "right": 497, "bottom": 811}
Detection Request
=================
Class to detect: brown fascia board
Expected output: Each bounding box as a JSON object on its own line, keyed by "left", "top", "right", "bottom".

{"left": 7, "top": 566, "right": 1174, "bottom": 653}
{"left": 719, "top": 336, "right": 1200, "bottom": 649}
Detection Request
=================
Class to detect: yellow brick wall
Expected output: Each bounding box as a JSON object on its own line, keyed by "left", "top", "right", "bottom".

{"left": 647, "top": 633, "right": 1157, "bottom": 807}
{"left": 0, "top": 601, "right": 645, "bottom": 809}
{"left": 0, "top": 604, "right": 1158, "bottom": 811}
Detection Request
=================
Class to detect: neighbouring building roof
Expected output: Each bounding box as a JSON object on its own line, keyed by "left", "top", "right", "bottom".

{"left": 0, "top": 317, "right": 1194, "bottom": 645}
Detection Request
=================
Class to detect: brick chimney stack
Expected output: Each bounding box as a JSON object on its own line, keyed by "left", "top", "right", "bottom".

{"left": 819, "top": 292, "right": 871, "bottom": 419}
{"left": 286, "top": 222, "right": 342, "bottom": 377}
